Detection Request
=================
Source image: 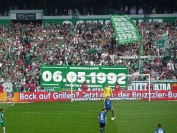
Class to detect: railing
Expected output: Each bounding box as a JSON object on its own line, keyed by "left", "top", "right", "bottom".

{"left": 1, "top": 80, "right": 176, "bottom": 93}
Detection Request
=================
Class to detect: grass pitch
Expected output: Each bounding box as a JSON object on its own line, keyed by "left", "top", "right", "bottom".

{"left": 0, "top": 100, "right": 177, "bottom": 133}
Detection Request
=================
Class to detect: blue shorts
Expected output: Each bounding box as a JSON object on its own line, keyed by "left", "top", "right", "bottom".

{"left": 100, "top": 123, "right": 105, "bottom": 128}
{"left": 105, "top": 107, "right": 112, "bottom": 111}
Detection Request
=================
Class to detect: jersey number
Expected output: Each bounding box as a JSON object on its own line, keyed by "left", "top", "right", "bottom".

{"left": 100, "top": 114, "right": 104, "bottom": 120}
{"left": 158, "top": 130, "right": 163, "bottom": 133}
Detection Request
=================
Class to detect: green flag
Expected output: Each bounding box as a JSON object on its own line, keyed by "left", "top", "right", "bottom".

{"left": 87, "top": 49, "right": 97, "bottom": 54}
{"left": 110, "top": 14, "right": 141, "bottom": 44}
{"left": 164, "top": 48, "right": 171, "bottom": 58}
{"left": 174, "top": 43, "right": 176, "bottom": 74}
{"left": 162, "top": 48, "right": 171, "bottom": 67}
{"left": 138, "top": 39, "right": 144, "bottom": 73}
{"left": 155, "top": 33, "right": 168, "bottom": 52}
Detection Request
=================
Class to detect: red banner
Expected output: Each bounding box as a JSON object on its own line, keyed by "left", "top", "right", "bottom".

{"left": 1, "top": 90, "right": 177, "bottom": 102}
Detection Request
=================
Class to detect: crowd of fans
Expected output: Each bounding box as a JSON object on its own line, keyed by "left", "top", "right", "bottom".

{"left": 0, "top": 18, "right": 177, "bottom": 92}
{"left": 0, "top": 0, "right": 177, "bottom": 16}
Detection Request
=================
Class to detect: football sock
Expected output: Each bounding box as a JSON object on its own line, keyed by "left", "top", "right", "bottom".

{"left": 100, "top": 129, "right": 103, "bottom": 133}
{"left": 3, "top": 127, "right": 5, "bottom": 133}
{"left": 112, "top": 110, "right": 114, "bottom": 117}
{"left": 100, "top": 128, "right": 105, "bottom": 133}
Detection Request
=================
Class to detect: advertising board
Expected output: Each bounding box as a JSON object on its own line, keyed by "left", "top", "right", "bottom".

{"left": 27, "top": 13, "right": 36, "bottom": 20}
{"left": 1, "top": 90, "right": 177, "bottom": 102}
{"left": 16, "top": 13, "right": 26, "bottom": 20}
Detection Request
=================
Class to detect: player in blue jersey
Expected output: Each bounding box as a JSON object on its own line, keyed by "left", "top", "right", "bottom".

{"left": 155, "top": 124, "right": 166, "bottom": 133}
{"left": 104, "top": 96, "right": 116, "bottom": 119}
{"left": 98, "top": 108, "right": 107, "bottom": 133}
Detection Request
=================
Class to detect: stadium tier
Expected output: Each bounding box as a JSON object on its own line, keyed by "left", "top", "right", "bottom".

{"left": 0, "top": 8, "right": 176, "bottom": 133}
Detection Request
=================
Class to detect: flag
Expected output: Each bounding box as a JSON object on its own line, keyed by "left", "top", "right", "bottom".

{"left": 110, "top": 14, "right": 140, "bottom": 44}
{"left": 87, "top": 49, "right": 97, "bottom": 54}
{"left": 161, "top": 48, "right": 171, "bottom": 67}
{"left": 138, "top": 39, "right": 144, "bottom": 73}
{"left": 155, "top": 33, "right": 168, "bottom": 52}
{"left": 174, "top": 42, "right": 176, "bottom": 74}
{"left": 164, "top": 48, "right": 171, "bottom": 58}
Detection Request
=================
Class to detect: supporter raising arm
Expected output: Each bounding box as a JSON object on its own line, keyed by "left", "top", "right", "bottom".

{"left": 81, "top": 81, "right": 88, "bottom": 98}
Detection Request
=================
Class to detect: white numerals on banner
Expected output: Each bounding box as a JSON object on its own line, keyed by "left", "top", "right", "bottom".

{"left": 42, "top": 71, "right": 126, "bottom": 85}
{"left": 107, "top": 73, "right": 116, "bottom": 84}
{"left": 42, "top": 71, "right": 52, "bottom": 82}
{"left": 97, "top": 72, "right": 106, "bottom": 83}
{"left": 117, "top": 73, "right": 126, "bottom": 84}
{"left": 118, "top": 32, "right": 137, "bottom": 41}
{"left": 118, "top": 33, "right": 127, "bottom": 40}
{"left": 53, "top": 71, "right": 62, "bottom": 82}
{"left": 67, "top": 72, "right": 77, "bottom": 82}
{"left": 77, "top": 72, "right": 86, "bottom": 83}
{"left": 132, "top": 32, "right": 138, "bottom": 39}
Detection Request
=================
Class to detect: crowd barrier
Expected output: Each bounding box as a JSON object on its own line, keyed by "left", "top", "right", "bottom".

{"left": 0, "top": 80, "right": 177, "bottom": 92}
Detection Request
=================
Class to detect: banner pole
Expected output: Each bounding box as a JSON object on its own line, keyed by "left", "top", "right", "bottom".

{"left": 174, "top": 41, "right": 176, "bottom": 74}
{"left": 158, "top": 43, "right": 159, "bottom": 57}
{"left": 71, "top": 76, "right": 73, "bottom": 102}
{"left": 148, "top": 74, "right": 151, "bottom": 102}
{"left": 138, "top": 24, "right": 144, "bottom": 73}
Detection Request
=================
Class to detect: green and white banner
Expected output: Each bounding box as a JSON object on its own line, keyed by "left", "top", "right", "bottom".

{"left": 155, "top": 33, "right": 168, "bottom": 51}
{"left": 128, "top": 80, "right": 177, "bottom": 91}
{"left": 40, "top": 65, "right": 128, "bottom": 90}
{"left": 110, "top": 14, "right": 141, "bottom": 44}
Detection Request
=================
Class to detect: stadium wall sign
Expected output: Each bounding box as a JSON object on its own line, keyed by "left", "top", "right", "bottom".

{"left": 0, "top": 14, "right": 176, "bottom": 25}
{"left": 9, "top": 10, "right": 43, "bottom": 20}
{"left": 1, "top": 90, "right": 177, "bottom": 102}
{"left": 42, "top": 14, "right": 177, "bottom": 24}
{"left": 128, "top": 81, "right": 177, "bottom": 91}
{"left": 40, "top": 65, "right": 128, "bottom": 89}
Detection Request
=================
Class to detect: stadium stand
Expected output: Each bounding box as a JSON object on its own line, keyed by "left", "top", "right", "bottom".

{"left": 0, "top": 18, "right": 176, "bottom": 91}
{"left": 0, "top": 0, "right": 176, "bottom": 92}
{"left": 0, "top": 0, "right": 176, "bottom": 16}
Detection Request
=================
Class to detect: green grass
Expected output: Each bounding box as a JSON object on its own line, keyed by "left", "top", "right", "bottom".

{"left": 0, "top": 100, "right": 177, "bottom": 133}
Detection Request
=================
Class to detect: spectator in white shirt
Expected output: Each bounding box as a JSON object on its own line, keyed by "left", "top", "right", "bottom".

{"left": 133, "top": 69, "right": 140, "bottom": 75}
{"left": 167, "top": 60, "right": 174, "bottom": 70}
{"left": 90, "top": 59, "right": 95, "bottom": 66}
{"left": 0, "top": 75, "right": 4, "bottom": 82}
{"left": 124, "top": 5, "right": 128, "bottom": 14}
{"left": 117, "top": 57, "right": 122, "bottom": 63}
{"left": 68, "top": 8, "right": 73, "bottom": 16}
{"left": 138, "top": 7, "right": 143, "bottom": 14}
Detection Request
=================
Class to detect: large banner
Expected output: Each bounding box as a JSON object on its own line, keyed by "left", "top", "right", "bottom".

{"left": 110, "top": 14, "right": 140, "bottom": 44}
{"left": 1, "top": 89, "right": 177, "bottom": 102}
{"left": 40, "top": 66, "right": 128, "bottom": 90}
{"left": 155, "top": 33, "right": 168, "bottom": 52}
